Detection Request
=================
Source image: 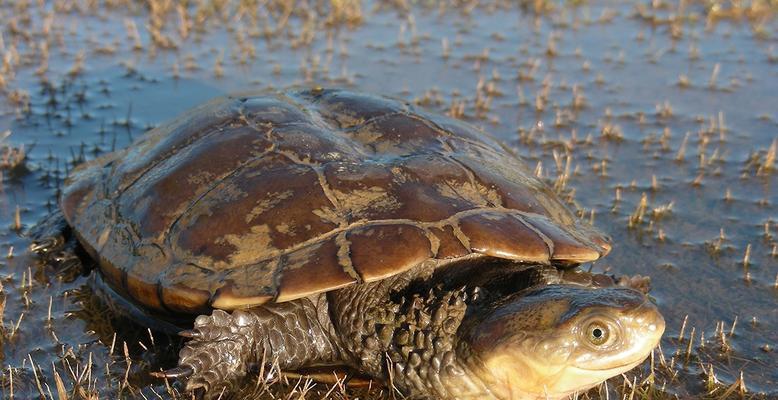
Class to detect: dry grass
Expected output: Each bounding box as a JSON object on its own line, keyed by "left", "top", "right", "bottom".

{"left": 744, "top": 139, "right": 776, "bottom": 176}
{"left": 2, "top": 326, "right": 766, "bottom": 399}
{"left": 0, "top": 0, "right": 368, "bottom": 106}
{"left": 0, "top": 131, "right": 26, "bottom": 171}
{"left": 0, "top": 0, "right": 775, "bottom": 398}
{"left": 2, "top": 245, "right": 767, "bottom": 399}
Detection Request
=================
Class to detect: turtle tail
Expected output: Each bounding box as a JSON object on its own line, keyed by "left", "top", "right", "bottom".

{"left": 29, "top": 208, "right": 70, "bottom": 256}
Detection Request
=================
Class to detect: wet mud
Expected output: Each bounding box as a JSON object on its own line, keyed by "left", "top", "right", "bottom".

{"left": 0, "top": 0, "right": 776, "bottom": 398}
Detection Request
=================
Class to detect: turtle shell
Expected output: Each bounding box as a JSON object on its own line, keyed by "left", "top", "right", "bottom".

{"left": 61, "top": 88, "right": 611, "bottom": 314}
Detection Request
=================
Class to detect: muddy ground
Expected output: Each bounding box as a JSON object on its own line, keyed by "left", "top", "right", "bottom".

{"left": 0, "top": 0, "right": 776, "bottom": 398}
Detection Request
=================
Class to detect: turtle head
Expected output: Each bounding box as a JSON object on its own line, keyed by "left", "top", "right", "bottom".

{"left": 464, "top": 285, "right": 664, "bottom": 399}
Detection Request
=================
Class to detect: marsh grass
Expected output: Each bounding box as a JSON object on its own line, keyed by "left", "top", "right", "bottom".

{"left": 0, "top": 131, "right": 27, "bottom": 172}
{"left": 0, "top": 0, "right": 776, "bottom": 398}
{"left": 0, "top": 243, "right": 765, "bottom": 399}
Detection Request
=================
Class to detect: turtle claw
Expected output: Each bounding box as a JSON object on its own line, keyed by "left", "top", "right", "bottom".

{"left": 178, "top": 329, "right": 202, "bottom": 339}
{"left": 154, "top": 310, "right": 258, "bottom": 397}
{"left": 29, "top": 238, "right": 57, "bottom": 254}
{"left": 152, "top": 365, "right": 194, "bottom": 379}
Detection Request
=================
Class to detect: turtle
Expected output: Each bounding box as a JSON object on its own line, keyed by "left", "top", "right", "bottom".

{"left": 41, "top": 88, "right": 664, "bottom": 399}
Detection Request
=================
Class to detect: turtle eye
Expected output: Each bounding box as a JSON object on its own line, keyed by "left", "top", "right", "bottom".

{"left": 586, "top": 322, "right": 610, "bottom": 346}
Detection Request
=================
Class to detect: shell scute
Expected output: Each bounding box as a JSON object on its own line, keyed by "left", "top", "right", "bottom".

{"left": 212, "top": 259, "right": 278, "bottom": 309}
{"left": 61, "top": 89, "right": 611, "bottom": 313}
{"left": 125, "top": 270, "right": 164, "bottom": 311}
{"left": 458, "top": 212, "right": 550, "bottom": 262}
{"left": 418, "top": 110, "right": 508, "bottom": 152}
{"left": 171, "top": 156, "right": 338, "bottom": 267}
{"left": 61, "top": 158, "right": 107, "bottom": 224}
{"left": 323, "top": 156, "right": 483, "bottom": 224}
{"left": 240, "top": 96, "right": 310, "bottom": 126}
{"left": 523, "top": 215, "right": 602, "bottom": 263}
{"left": 271, "top": 123, "right": 359, "bottom": 165}
{"left": 347, "top": 224, "right": 433, "bottom": 282}
{"left": 305, "top": 89, "right": 408, "bottom": 128}
{"left": 453, "top": 153, "right": 575, "bottom": 225}
{"left": 347, "top": 113, "right": 447, "bottom": 156}
{"left": 110, "top": 97, "right": 242, "bottom": 195}
{"left": 119, "top": 124, "right": 275, "bottom": 240}
{"left": 429, "top": 226, "right": 470, "bottom": 260}
{"left": 277, "top": 238, "right": 356, "bottom": 302}
{"left": 160, "top": 264, "right": 214, "bottom": 313}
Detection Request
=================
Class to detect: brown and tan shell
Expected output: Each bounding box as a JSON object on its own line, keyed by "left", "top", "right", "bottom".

{"left": 61, "top": 88, "right": 611, "bottom": 314}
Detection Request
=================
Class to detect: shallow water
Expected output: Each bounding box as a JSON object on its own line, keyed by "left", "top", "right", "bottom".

{"left": 0, "top": 0, "right": 776, "bottom": 398}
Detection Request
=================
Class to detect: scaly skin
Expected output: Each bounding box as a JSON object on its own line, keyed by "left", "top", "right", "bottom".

{"left": 165, "top": 262, "right": 664, "bottom": 399}
{"left": 174, "top": 278, "right": 492, "bottom": 398}
{"left": 172, "top": 295, "right": 341, "bottom": 393}
{"left": 169, "top": 261, "right": 494, "bottom": 398}
{"left": 327, "top": 261, "right": 495, "bottom": 398}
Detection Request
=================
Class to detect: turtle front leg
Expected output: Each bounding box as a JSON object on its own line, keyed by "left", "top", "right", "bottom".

{"left": 155, "top": 310, "right": 256, "bottom": 394}
{"left": 155, "top": 296, "right": 342, "bottom": 396}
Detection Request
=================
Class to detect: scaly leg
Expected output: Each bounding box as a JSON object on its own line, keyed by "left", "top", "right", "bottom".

{"left": 154, "top": 296, "right": 341, "bottom": 396}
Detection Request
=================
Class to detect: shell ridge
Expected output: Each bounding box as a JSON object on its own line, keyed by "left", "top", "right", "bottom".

{"left": 156, "top": 277, "right": 176, "bottom": 314}
{"left": 115, "top": 101, "right": 243, "bottom": 198}
{"left": 336, "top": 232, "right": 362, "bottom": 283}
{"left": 511, "top": 214, "right": 554, "bottom": 259}
{"left": 199, "top": 207, "right": 529, "bottom": 270}
{"left": 444, "top": 155, "right": 502, "bottom": 207}
{"left": 448, "top": 220, "right": 472, "bottom": 252}
{"left": 162, "top": 147, "right": 277, "bottom": 243}
{"left": 270, "top": 148, "right": 347, "bottom": 225}
{"left": 425, "top": 228, "right": 441, "bottom": 257}
{"left": 412, "top": 109, "right": 507, "bottom": 153}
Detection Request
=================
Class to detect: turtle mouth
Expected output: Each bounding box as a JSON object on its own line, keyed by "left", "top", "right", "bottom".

{"left": 481, "top": 352, "right": 648, "bottom": 399}
{"left": 544, "top": 359, "right": 647, "bottom": 396}
{"left": 571, "top": 355, "right": 645, "bottom": 372}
